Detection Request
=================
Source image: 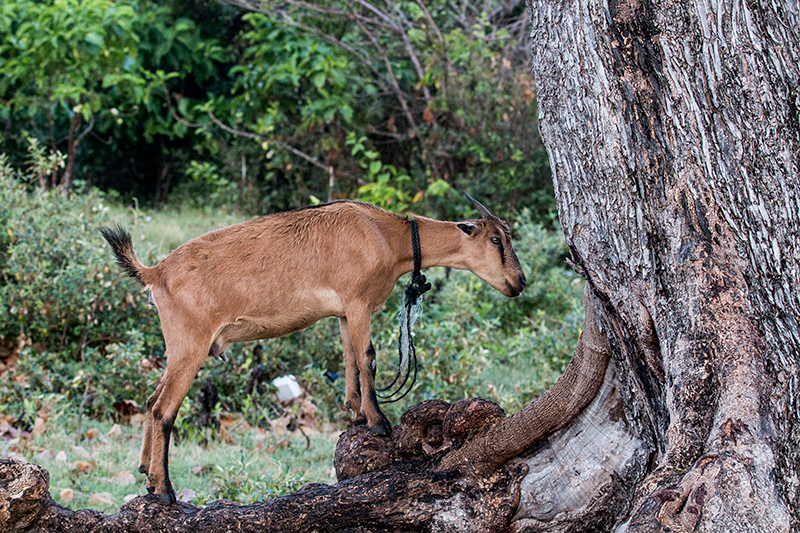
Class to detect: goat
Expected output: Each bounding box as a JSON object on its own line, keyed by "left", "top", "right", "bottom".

{"left": 100, "top": 196, "right": 526, "bottom": 503}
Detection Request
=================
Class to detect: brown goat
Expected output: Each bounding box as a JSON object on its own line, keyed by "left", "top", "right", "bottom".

{"left": 100, "top": 197, "right": 526, "bottom": 503}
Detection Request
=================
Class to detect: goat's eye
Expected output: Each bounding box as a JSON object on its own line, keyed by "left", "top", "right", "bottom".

{"left": 491, "top": 237, "right": 501, "bottom": 245}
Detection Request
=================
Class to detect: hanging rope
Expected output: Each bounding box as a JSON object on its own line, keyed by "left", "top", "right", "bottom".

{"left": 378, "top": 218, "right": 431, "bottom": 403}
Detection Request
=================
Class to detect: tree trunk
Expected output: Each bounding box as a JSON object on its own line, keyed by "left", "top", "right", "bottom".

{"left": 526, "top": 0, "right": 799, "bottom": 530}
{"left": 60, "top": 112, "right": 82, "bottom": 199}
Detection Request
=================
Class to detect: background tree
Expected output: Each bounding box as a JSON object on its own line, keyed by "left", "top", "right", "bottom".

{"left": 0, "top": 0, "right": 145, "bottom": 195}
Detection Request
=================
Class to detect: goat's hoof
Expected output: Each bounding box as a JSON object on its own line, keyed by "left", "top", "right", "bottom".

{"left": 353, "top": 417, "right": 368, "bottom": 426}
{"left": 369, "top": 420, "right": 392, "bottom": 437}
{"left": 146, "top": 485, "right": 155, "bottom": 495}
{"left": 138, "top": 465, "right": 147, "bottom": 475}
{"left": 346, "top": 400, "right": 362, "bottom": 415}
{"left": 156, "top": 491, "right": 176, "bottom": 505}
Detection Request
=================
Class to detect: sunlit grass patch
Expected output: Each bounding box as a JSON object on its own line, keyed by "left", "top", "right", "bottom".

{"left": 4, "top": 412, "right": 339, "bottom": 512}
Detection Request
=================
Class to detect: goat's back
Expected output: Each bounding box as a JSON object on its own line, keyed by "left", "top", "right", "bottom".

{"left": 150, "top": 201, "right": 405, "bottom": 326}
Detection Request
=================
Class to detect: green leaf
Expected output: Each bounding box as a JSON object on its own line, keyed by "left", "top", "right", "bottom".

{"left": 426, "top": 179, "right": 451, "bottom": 197}
{"left": 340, "top": 105, "right": 353, "bottom": 123}
{"left": 407, "top": 29, "right": 426, "bottom": 44}
{"left": 407, "top": 3, "right": 424, "bottom": 20}
{"left": 84, "top": 32, "right": 104, "bottom": 48}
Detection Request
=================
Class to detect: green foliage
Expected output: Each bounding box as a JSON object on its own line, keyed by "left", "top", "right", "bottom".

{"left": 208, "top": 0, "right": 549, "bottom": 219}
{"left": 200, "top": 455, "right": 307, "bottom": 505}
{"left": 0, "top": 0, "right": 552, "bottom": 222}
{"left": 423, "top": 21, "right": 554, "bottom": 218}
{"left": 169, "top": 160, "right": 238, "bottom": 211}
{"left": 231, "top": 14, "right": 354, "bottom": 132}
{"left": 22, "top": 138, "right": 67, "bottom": 185}
{"left": 131, "top": 0, "right": 229, "bottom": 143}
{"left": 0, "top": 147, "right": 162, "bottom": 423}
{"left": 347, "top": 133, "right": 415, "bottom": 211}
{"left": 0, "top": 0, "right": 146, "bottom": 190}
{"left": 0, "top": 0, "right": 143, "bottom": 110}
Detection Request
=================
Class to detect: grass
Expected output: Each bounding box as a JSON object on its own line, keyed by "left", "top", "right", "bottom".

{"left": 4, "top": 412, "right": 339, "bottom": 512}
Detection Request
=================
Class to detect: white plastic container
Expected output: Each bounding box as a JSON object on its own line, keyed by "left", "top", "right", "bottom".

{"left": 272, "top": 375, "right": 303, "bottom": 402}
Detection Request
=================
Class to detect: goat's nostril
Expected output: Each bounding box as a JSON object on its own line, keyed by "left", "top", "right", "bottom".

{"left": 519, "top": 274, "right": 527, "bottom": 289}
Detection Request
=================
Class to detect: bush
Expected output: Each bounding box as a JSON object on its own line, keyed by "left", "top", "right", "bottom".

{"left": 0, "top": 151, "right": 162, "bottom": 425}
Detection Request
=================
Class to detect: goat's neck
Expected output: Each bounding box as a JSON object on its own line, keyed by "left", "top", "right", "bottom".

{"left": 391, "top": 217, "right": 467, "bottom": 280}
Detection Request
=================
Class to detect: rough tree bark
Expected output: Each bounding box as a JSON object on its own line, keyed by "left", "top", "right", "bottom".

{"left": 526, "top": 0, "right": 799, "bottom": 530}
{"left": 2, "top": 0, "right": 798, "bottom": 531}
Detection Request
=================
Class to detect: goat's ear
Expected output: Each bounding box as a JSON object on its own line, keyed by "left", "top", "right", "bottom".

{"left": 458, "top": 222, "right": 477, "bottom": 236}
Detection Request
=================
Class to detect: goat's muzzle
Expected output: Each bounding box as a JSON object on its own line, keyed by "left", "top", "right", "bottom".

{"left": 504, "top": 273, "right": 527, "bottom": 297}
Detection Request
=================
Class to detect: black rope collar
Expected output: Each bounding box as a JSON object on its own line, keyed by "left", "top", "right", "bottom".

{"left": 407, "top": 218, "right": 431, "bottom": 299}
{"left": 376, "top": 218, "right": 430, "bottom": 403}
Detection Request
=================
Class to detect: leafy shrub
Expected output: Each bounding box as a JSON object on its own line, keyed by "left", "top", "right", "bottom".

{"left": 169, "top": 160, "right": 239, "bottom": 212}
{"left": 0, "top": 151, "right": 162, "bottom": 424}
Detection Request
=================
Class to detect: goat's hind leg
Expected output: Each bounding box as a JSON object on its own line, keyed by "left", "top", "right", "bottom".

{"left": 139, "top": 374, "right": 167, "bottom": 479}
{"left": 346, "top": 309, "right": 391, "bottom": 436}
{"left": 146, "top": 341, "right": 208, "bottom": 504}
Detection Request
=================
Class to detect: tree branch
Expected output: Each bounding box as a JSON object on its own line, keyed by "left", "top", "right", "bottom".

{"left": 159, "top": 83, "right": 332, "bottom": 178}
{"left": 206, "top": 110, "right": 330, "bottom": 174}
{"left": 351, "top": 17, "right": 441, "bottom": 178}
{"left": 75, "top": 114, "right": 96, "bottom": 146}
{"left": 385, "top": 0, "right": 432, "bottom": 104}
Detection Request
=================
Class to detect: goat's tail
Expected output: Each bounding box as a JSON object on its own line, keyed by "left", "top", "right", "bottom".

{"left": 99, "top": 225, "right": 150, "bottom": 287}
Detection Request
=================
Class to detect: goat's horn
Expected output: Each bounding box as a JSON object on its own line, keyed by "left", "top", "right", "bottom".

{"left": 465, "top": 193, "right": 493, "bottom": 219}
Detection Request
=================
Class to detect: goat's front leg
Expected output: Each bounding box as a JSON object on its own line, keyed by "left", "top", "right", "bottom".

{"left": 339, "top": 318, "right": 365, "bottom": 425}
{"left": 344, "top": 307, "right": 392, "bottom": 436}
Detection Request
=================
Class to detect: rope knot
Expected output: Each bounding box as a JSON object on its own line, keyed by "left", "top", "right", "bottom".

{"left": 407, "top": 271, "right": 431, "bottom": 302}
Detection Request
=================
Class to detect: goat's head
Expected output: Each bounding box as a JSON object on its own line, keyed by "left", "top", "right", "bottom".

{"left": 457, "top": 195, "right": 527, "bottom": 297}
